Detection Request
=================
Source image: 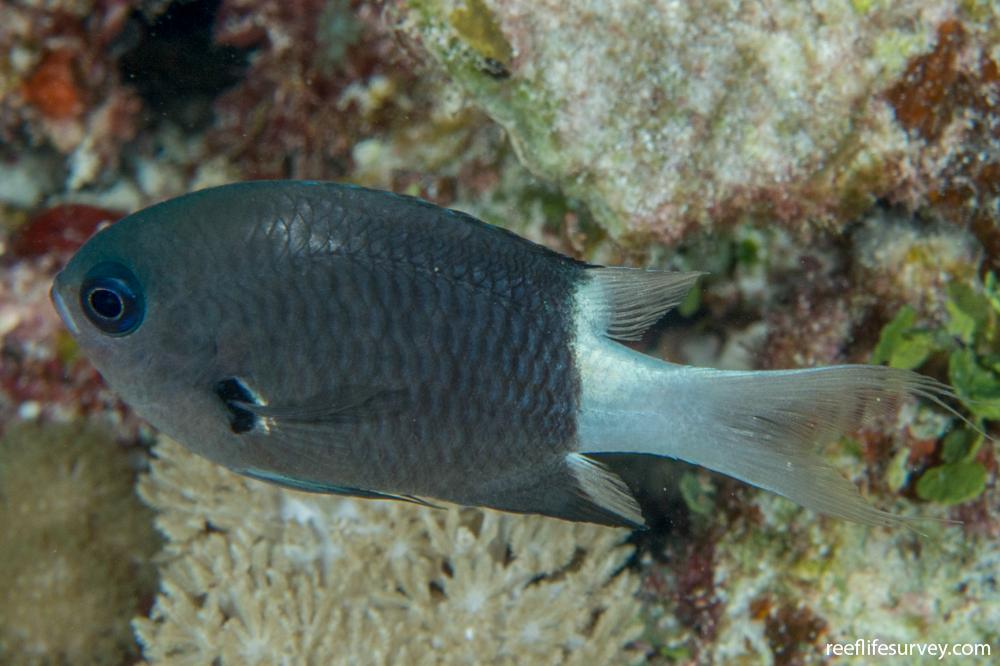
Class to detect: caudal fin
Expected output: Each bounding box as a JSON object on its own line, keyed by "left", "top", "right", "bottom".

{"left": 646, "top": 365, "right": 968, "bottom": 528}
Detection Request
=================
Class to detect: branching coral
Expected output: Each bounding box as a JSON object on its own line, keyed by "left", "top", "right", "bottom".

{"left": 134, "top": 439, "right": 643, "bottom": 665}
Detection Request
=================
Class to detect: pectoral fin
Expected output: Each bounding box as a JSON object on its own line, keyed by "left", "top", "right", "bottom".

{"left": 215, "top": 377, "right": 408, "bottom": 435}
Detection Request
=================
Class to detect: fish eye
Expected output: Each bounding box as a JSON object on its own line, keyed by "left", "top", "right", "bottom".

{"left": 80, "top": 262, "right": 144, "bottom": 336}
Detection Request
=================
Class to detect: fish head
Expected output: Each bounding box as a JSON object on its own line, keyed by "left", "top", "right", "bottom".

{"left": 50, "top": 193, "right": 243, "bottom": 460}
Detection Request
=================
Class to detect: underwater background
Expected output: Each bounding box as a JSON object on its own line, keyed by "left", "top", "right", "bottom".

{"left": 0, "top": 0, "right": 998, "bottom": 663}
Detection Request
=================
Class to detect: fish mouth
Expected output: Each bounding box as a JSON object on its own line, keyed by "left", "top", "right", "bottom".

{"left": 50, "top": 275, "right": 79, "bottom": 335}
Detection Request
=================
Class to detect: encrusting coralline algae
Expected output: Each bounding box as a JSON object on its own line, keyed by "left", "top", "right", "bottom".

{"left": 397, "top": 0, "right": 1000, "bottom": 243}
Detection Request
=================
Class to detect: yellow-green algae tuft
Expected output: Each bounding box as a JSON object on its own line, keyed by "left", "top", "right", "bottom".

{"left": 0, "top": 421, "right": 160, "bottom": 665}
{"left": 449, "top": 0, "right": 513, "bottom": 67}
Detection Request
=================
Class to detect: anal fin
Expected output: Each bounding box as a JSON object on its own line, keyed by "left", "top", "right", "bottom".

{"left": 566, "top": 453, "right": 646, "bottom": 527}
{"left": 476, "top": 455, "right": 646, "bottom": 529}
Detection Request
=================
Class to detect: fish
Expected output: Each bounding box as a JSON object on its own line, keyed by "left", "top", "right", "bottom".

{"left": 51, "top": 180, "right": 963, "bottom": 529}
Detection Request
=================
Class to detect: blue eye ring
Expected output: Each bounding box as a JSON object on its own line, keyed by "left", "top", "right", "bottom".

{"left": 80, "top": 262, "right": 144, "bottom": 336}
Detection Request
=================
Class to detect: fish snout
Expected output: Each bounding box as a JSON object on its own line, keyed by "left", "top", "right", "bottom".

{"left": 50, "top": 273, "right": 80, "bottom": 335}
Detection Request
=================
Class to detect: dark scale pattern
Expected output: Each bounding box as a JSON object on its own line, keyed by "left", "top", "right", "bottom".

{"left": 192, "top": 182, "right": 588, "bottom": 508}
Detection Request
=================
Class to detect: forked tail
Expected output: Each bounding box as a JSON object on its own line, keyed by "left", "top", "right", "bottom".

{"left": 579, "top": 358, "right": 971, "bottom": 528}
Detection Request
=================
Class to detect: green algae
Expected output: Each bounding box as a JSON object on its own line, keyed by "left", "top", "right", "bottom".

{"left": 449, "top": 0, "right": 512, "bottom": 67}
{"left": 872, "top": 273, "right": 999, "bottom": 506}
{"left": 870, "top": 306, "right": 937, "bottom": 370}
{"left": 941, "top": 427, "right": 982, "bottom": 463}
{"left": 885, "top": 448, "right": 910, "bottom": 493}
{"left": 679, "top": 472, "right": 715, "bottom": 517}
{"left": 916, "top": 460, "right": 988, "bottom": 505}
{"left": 950, "top": 348, "right": 1000, "bottom": 421}
{"left": 945, "top": 282, "right": 994, "bottom": 345}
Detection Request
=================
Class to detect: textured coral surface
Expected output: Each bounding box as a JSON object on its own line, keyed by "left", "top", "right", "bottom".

{"left": 396, "top": 0, "right": 1000, "bottom": 244}
{"left": 135, "top": 439, "right": 644, "bottom": 665}
{"left": 0, "top": 421, "right": 159, "bottom": 665}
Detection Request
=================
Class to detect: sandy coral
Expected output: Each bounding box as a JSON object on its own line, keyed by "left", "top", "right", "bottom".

{"left": 395, "top": 0, "right": 999, "bottom": 243}
{"left": 0, "top": 420, "right": 160, "bottom": 665}
{"left": 135, "top": 439, "right": 643, "bottom": 665}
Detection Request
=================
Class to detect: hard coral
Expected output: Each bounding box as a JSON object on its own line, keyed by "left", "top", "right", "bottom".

{"left": 0, "top": 420, "right": 160, "bottom": 665}
{"left": 135, "top": 439, "right": 644, "bottom": 665}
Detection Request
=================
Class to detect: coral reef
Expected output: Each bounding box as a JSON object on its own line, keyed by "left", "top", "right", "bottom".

{"left": 0, "top": 420, "right": 160, "bottom": 665}
{"left": 134, "top": 439, "right": 644, "bottom": 665}
{"left": 205, "top": 0, "right": 404, "bottom": 179}
{"left": 0, "top": 1, "right": 142, "bottom": 190}
{"left": 631, "top": 209, "right": 999, "bottom": 662}
{"left": 394, "top": 0, "right": 1000, "bottom": 243}
{"left": 637, "top": 427, "right": 999, "bottom": 663}
{"left": 687, "top": 493, "right": 998, "bottom": 664}
{"left": 1, "top": 1, "right": 998, "bottom": 664}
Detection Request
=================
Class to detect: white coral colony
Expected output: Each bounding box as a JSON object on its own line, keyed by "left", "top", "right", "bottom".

{"left": 134, "top": 439, "right": 644, "bottom": 665}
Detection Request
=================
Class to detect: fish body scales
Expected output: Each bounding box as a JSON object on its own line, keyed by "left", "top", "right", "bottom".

{"left": 227, "top": 184, "right": 583, "bottom": 499}
{"left": 53, "top": 181, "right": 972, "bottom": 529}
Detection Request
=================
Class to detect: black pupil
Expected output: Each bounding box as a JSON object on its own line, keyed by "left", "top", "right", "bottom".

{"left": 89, "top": 288, "right": 124, "bottom": 320}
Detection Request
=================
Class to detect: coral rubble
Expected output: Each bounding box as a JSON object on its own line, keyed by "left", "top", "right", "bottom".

{"left": 135, "top": 439, "right": 644, "bottom": 665}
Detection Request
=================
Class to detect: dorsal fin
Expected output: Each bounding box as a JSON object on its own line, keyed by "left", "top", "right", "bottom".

{"left": 580, "top": 267, "right": 705, "bottom": 341}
